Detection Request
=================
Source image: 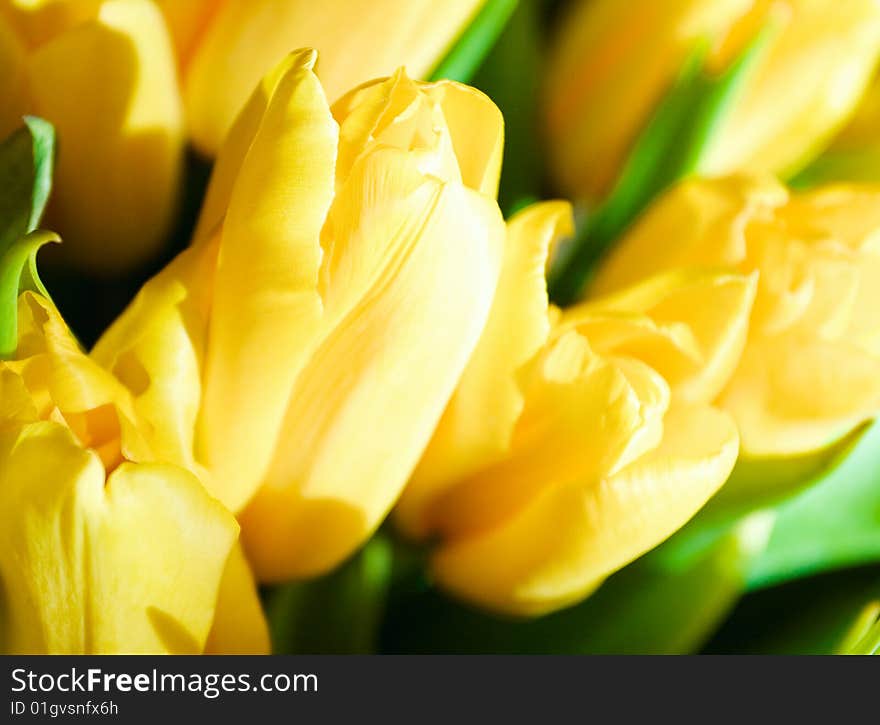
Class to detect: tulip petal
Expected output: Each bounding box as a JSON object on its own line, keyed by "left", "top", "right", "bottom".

{"left": 193, "top": 51, "right": 312, "bottom": 244}
{"left": 432, "top": 404, "right": 739, "bottom": 616}
{"left": 153, "top": 0, "right": 219, "bottom": 70}
{"left": 25, "top": 0, "right": 184, "bottom": 272}
{"left": 332, "top": 72, "right": 504, "bottom": 196}
{"left": 590, "top": 174, "right": 787, "bottom": 297}
{"left": 703, "top": 0, "right": 880, "bottom": 178}
{"left": 721, "top": 335, "right": 880, "bottom": 456}
{"left": 572, "top": 270, "right": 757, "bottom": 405}
{"left": 0, "top": 422, "right": 237, "bottom": 653}
{"left": 0, "top": 12, "right": 28, "bottom": 140}
{"left": 422, "top": 330, "right": 670, "bottom": 541}
{"left": 92, "top": 237, "right": 218, "bottom": 472}
{"left": 542, "top": 0, "right": 753, "bottom": 199}
{"left": 240, "top": 148, "right": 503, "bottom": 580}
{"left": 183, "top": 0, "right": 484, "bottom": 155}
{"left": 198, "top": 49, "right": 337, "bottom": 512}
{"left": 421, "top": 80, "right": 504, "bottom": 197}
{"left": 399, "top": 201, "right": 571, "bottom": 538}
{"left": 9, "top": 293, "right": 151, "bottom": 469}
{"left": 205, "top": 543, "right": 270, "bottom": 654}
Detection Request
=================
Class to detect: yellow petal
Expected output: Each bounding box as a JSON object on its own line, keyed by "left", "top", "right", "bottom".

{"left": 420, "top": 330, "right": 671, "bottom": 542}
{"left": 590, "top": 174, "right": 787, "bottom": 297}
{"left": 542, "top": 0, "right": 755, "bottom": 200}
{"left": 431, "top": 404, "right": 739, "bottom": 616}
{"left": 183, "top": 0, "right": 484, "bottom": 155}
{"left": 26, "top": 0, "right": 184, "bottom": 273}
{"left": 92, "top": 236, "right": 218, "bottom": 473}
{"left": 571, "top": 270, "right": 758, "bottom": 405}
{"left": 240, "top": 147, "right": 504, "bottom": 581}
{"left": 205, "top": 543, "right": 270, "bottom": 655}
{"left": 420, "top": 80, "right": 504, "bottom": 197}
{"left": 152, "top": 0, "right": 218, "bottom": 70}
{"left": 10, "top": 293, "right": 151, "bottom": 468}
{"left": 704, "top": 0, "right": 880, "bottom": 179}
{"left": 0, "top": 422, "right": 237, "bottom": 653}
{"left": 720, "top": 335, "right": 880, "bottom": 456}
{"left": 193, "top": 51, "right": 312, "bottom": 244}
{"left": 398, "top": 201, "right": 572, "bottom": 538}
{"left": 331, "top": 71, "right": 503, "bottom": 195}
{"left": 0, "top": 11, "right": 28, "bottom": 140}
{"left": 197, "top": 49, "right": 337, "bottom": 512}
{"left": 0, "top": 0, "right": 101, "bottom": 47}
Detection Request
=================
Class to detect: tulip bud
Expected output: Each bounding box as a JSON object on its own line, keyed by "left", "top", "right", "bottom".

{"left": 397, "top": 200, "right": 755, "bottom": 616}
{"left": 0, "top": 0, "right": 184, "bottom": 273}
{"left": 591, "top": 174, "right": 880, "bottom": 460}
{"left": 0, "top": 291, "right": 267, "bottom": 653}
{"left": 94, "top": 50, "right": 506, "bottom": 581}
{"left": 544, "top": 0, "right": 880, "bottom": 203}
{"left": 155, "top": 0, "right": 486, "bottom": 156}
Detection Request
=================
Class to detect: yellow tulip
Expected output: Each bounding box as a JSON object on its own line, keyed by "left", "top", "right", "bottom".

{"left": 543, "top": 0, "right": 880, "bottom": 202}
{"left": 396, "top": 201, "right": 754, "bottom": 616}
{"left": 0, "top": 292, "right": 268, "bottom": 653}
{"left": 591, "top": 174, "right": 880, "bottom": 459}
{"left": 0, "top": 0, "right": 184, "bottom": 273}
{"left": 154, "top": 0, "right": 486, "bottom": 156}
{"left": 94, "top": 49, "right": 505, "bottom": 582}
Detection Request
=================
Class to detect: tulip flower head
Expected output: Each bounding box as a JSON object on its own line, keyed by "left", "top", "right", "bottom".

{"left": 544, "top": 0, "right": 880, "bottom": 202}
{"left": 592, "top": 174, "right": 880, "bottom": 459}
{"left": 0, "top": 291, "right": 267, "bottom": 654}
{"left": 155, "top": 0, "right": 486, "bottom": 156}
{"left": 95, "top": 49, "right": 506, "bottom": 582}
{"left": 397, "top": 202, "right": 755, "bottom": 616}
{"left": 0, "top": 0, "right": 184, "bottom": 273}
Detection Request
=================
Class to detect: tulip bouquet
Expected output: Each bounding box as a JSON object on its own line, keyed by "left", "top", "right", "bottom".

{"left": 1, "top": 0, "right": 880, "bottom": 655}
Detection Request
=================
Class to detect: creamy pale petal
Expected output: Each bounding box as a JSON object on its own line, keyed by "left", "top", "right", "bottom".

{"left": 92, "top": 237, "right": 218, "bottom": 472}
{"left": 204, "top": 543, "right": 270, "bottom": 654}
{"left": 0, "top": 422, "right": 237, "bottom": 654}
{"left": 26, "top": 0, "right": 184, "bottom": 273}
{"left": 399, "top": 201, "right": 572, "bottom": 538}
{"left": 431, "top": 404, "right": 739, "bottom": 616}
{"left": 240, "top": 151, "right": 503, "bottom": 581}
{"left": 183, "top": 0, "right": 484, "bottom": 155}
{"left": 198, "top": 50, "right": 337, "bottom": 512}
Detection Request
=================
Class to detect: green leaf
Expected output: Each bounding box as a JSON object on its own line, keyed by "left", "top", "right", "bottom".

{"left": 745, "top": 420, "right": 880, "bottom": 590}
{"left": 838, "top": 602, "right": 880, "bottom": 655}
{"left": 548, "top": 24, "right": 775, "bottom": 306}
{"left": 0, "top": 230, "right": 60, "bottom": 358}
{"left": 704, "top": 565, "right": 880, "bottom": 654}
{"left": 790, "top": 148, "right": 880, "bottom": 189}
{"left": 428, "top": 0, "right": 519, "bottom": 84}
{"left": 470, "top": 0, "right": 544, "bottom": 215}
{"left": 381, "top": 513, "right": 772, "bottom": 654}
{"left": 0, "top": 118, "right": 57, "bottom": 359}
{"left": 265, "top": 533, "right": 394, "bottom": 654}
{"left": 0, "top": 117, "right": 56, "bottom": 252}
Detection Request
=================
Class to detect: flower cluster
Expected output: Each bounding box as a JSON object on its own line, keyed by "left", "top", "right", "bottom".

{"left": 2, "top": 0, "right": 880, "bottom": 654}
